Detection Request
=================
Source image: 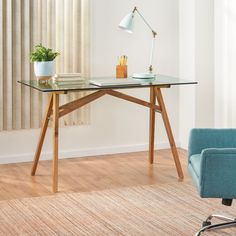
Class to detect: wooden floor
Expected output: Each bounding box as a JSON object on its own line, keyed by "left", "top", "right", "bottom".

{"left": 0, "top": 149, "right": 188, "bottom": 201}
{"left": 2, "top": 149, "right": 236, "bottom": 235}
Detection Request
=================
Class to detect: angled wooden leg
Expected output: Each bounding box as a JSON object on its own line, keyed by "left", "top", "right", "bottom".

{"left": 149, "top": 87, "right": 156, "bottom": 164}
{"left": 31, "top": 94, "right": 53, "bottom": 176}
{"left": 52, "top": 93, "right": 59, "bottom": 193}
{"left": 155, "top": 88, "right": 184, "bottom": 179}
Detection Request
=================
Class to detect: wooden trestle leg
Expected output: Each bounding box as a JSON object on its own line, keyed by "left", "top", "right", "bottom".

{"left": 155, "top": 88, "right": 184, "bottom": 179}
{"left": 31, "top": 94, "right": 53, "bottom": 176}
{"left": 52, "top": 93, "right": 59, "bottom": 192}
{"left": 149, "top": 87, "right": 156, "bottom": 164}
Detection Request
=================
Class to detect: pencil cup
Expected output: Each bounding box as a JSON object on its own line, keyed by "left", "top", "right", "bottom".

{"left": 116, "top": 65, "right": 127, "bottom": 79}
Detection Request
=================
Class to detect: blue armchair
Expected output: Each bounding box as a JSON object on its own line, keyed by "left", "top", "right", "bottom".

{"left": 188, "top": 128, "right": 236, "bottom": 236}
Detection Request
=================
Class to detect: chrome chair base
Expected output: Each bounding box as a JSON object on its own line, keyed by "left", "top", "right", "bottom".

{"left": 195, "top": 214, "right": 236, "bottom": 236}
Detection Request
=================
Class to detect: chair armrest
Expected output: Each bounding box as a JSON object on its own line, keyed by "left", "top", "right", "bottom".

{"left": 188, "top": 128, "right": 236, "bottom": 161}
{"left": 199, "top": 148, "right": 236, "bottom": 198}
{"left": 202, "top": 148, "right": 236, "bottom": 155}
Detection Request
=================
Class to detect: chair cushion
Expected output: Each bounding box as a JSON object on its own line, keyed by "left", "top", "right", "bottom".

{"left": 189, "top": 154, "right": 201, "bottom": 178}
{"left": 188, "top": 163, "right": 201, "bottom": 192}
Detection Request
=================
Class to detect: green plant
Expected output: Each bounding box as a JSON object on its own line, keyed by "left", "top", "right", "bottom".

{"left": 30, "top": 44, "right": 59, "bottom": 62}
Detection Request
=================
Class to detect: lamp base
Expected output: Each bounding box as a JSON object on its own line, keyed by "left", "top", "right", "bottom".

{"left": 132, "top": 73, "right": 156, "bottom": 79}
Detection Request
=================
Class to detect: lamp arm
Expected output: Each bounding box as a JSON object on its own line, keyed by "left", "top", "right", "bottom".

{"left": 149, "top": 37, "right": 156, "bottom": 73}
{"left": 133, "top": 7, "right": 157, "bottom": 73}
{"left": 133, "top": 7, "right": 157, "bottom": 38}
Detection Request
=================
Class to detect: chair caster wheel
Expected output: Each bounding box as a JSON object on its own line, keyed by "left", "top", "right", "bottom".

{"left": 202, "top": 221, "right": 211, "bottom": 227}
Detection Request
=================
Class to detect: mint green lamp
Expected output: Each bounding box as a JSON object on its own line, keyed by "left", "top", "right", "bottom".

{"left": 119, "top": 6, "right": 157, "bottom": 79}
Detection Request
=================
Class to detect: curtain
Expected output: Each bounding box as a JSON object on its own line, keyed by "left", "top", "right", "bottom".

{"left": 215, "top": 0, "right": 236, "bottom": 127}
{"left": 0, "top": 0, "right": 90, "bottom": 131}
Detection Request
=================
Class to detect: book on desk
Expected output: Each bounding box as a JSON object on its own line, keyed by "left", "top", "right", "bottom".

{"left": 52, "top": 73, "right": 85, "bottom": 85}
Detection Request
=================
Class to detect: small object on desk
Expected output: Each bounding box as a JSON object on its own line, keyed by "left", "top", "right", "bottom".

{"left": 54, "top": 73, "right": 81, "bottom": 77}
{"left": 116, "top": 65, "right": 127, "bottom": 78}
{"left": 116, "top": 55, "right": 128, "bottom": 78}
{"left": 132, "top": 73, "right": 156, "bottom": 79}
{"left": 89, "top": 78, "right": 141, "bottom": 87}
{"left": 52, "top": 73, "right": 84, "bottom": 84}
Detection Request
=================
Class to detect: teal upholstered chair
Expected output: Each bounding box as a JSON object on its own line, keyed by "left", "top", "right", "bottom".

{"left": 188, "top": 128, "right": 236, "bottom": 236}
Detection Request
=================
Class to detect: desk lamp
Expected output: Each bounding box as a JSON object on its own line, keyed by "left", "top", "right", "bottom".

{"left": 119, "top": 7, "right": 157, "bottom": 79}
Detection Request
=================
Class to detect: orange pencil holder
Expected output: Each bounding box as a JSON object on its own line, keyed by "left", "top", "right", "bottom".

{"left": 116, "top": 65, "right": 127, "bottom": 79}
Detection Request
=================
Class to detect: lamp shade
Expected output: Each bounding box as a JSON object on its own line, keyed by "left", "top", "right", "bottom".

{"left": 119, "top": 12, "right": 134, "bottom": 33}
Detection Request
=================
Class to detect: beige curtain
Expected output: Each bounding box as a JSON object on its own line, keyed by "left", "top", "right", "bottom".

{"left": 0, "top": 0, "right": 90, "bottom": 131}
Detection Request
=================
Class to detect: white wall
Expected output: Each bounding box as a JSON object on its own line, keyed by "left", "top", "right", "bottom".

{"left": 179, "top": 0, "right": 196, "bottom": 149}
{"left": 195, "top": 0, "right": 214, "bottom": 128}
{"left": 0, "top": 0, "right": 180, "bottom": 164}
{"left": 179, "top": 0, "right": 214, "bottom": 149}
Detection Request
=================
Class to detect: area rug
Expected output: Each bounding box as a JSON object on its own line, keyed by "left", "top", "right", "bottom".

{"left": 0, "top": 182, "right": 236, "bottom": 235}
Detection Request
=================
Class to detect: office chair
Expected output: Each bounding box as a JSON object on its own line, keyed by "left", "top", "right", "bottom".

{"left": 188, "top": 128, "right": 236, "bottom": 236}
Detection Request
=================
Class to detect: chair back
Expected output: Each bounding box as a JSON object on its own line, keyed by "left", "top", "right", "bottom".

{"left": 188, "top": 129, "right": 236, "bottom": 159}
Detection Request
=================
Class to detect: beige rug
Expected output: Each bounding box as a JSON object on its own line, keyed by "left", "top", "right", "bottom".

{"left": 0, "top": 182, "right": 236, "bottom": 236}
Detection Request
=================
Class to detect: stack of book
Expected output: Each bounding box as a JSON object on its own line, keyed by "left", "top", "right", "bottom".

{"left": 52, "top": 73, "right": 85, "bottom": 85}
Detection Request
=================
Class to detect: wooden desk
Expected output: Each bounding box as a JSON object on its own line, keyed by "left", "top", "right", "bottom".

{"left": 19, "top": 75, "right": 197, "bottom": 192}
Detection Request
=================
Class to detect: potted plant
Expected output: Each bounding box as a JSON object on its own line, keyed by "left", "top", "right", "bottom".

{"left": 30, "top": 44, "right": 59, "bottom": 82}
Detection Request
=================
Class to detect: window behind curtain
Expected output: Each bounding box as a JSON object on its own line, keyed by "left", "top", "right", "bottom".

{"left": 0, "top": 0, "right": 90, "bottom": 131}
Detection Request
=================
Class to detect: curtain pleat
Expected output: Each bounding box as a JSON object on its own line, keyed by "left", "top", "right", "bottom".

{"left": 31, "top": 0, "right": 42, "bottom": 128}
{"left": 12, "top": 0, "right": 21, "bottom": 130}
{"left": 0, "top": 0, "right": 90, "bottom": 131}
{"left": 0, "top": 0, "right": 4, "bottom": 130}
{"left": 21, "top": 0, "right": 31, "bottom": 129}
{"left": 5, "top": 0, "right": 13, "bottom": 130}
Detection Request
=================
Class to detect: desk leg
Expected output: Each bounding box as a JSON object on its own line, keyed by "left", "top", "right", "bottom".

{"left": 149, "top": 87, "right": 156, "bottom": 164}
{"left": 155, "top": 88, "right": 184, "bottom": 179}
{"left": 31, "top": 94, "right": 53, "bottom": 176}
{"left": 52, "top": 93, "right": 59, "bottom": 193}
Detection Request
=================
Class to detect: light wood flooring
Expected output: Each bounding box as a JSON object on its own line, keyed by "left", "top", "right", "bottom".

{"left": 2, "top": 149, "right": 236, "bottom": 235}
{"left": 0, "top": 149, "right": 188, "bottom": 201}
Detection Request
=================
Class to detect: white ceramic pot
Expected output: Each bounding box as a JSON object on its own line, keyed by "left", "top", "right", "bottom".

{"left": 34, "top": 61, "right": 54, "bottom": 81}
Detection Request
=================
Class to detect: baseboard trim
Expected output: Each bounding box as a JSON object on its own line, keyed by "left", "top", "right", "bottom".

{"left": 0, "top": 141, "right": 180, "bottom": 164}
